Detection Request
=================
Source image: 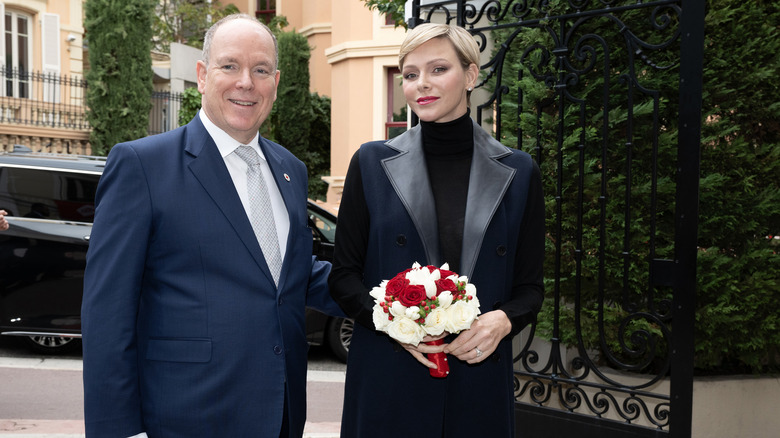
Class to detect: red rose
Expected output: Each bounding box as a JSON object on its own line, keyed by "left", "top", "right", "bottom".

{"left": 385, "top": 275, "right": 409, "bottom": 298}
{"left": 397, "top": 284, "right": 427, "bottom": 307}
{"left": 435, "top": 278, "right": 458, "bottom": 295}
{"left": 439, "top": 268, "right": 457, "bottom": 279}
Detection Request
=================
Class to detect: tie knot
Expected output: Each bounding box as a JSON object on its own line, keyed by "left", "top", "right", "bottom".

{"left": 234, "top": 145, "right": 262, "bottom": 166}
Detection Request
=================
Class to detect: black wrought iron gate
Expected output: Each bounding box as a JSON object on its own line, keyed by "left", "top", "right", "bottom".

{"left": 409, "top": 1, "right": 704, "bottom": 437}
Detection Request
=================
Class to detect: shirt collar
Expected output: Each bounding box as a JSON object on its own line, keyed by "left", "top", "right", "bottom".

{"left": 198, "top": 110, "right": 265, "bottom": 160}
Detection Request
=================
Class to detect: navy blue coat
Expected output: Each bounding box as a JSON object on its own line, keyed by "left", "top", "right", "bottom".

{"left": 331, "top": 121, "right": 544, "bottom": 438}
{"left": 82, "top": 116, "right": 339, "bottom": 437}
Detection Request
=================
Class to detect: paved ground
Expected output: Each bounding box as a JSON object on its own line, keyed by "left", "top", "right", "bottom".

{"left": 0, "top": 356, "right": 344, "bottom": 437}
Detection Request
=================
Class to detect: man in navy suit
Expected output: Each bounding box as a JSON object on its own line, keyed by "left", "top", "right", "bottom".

{"left": 82, "top": 14, "right": 341, "bottom": 437}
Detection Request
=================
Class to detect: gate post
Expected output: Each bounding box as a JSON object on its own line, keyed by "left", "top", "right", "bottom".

{"left": 671, "top": 0, "right": 706, "bottom": 436}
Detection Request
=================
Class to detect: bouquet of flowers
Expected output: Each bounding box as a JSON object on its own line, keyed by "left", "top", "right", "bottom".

{"left": 370, "top": 262, "right": 481, "bottom": 378}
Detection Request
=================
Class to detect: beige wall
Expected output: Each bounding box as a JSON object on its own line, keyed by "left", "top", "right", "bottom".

{"left": 1, "top": 0, "right": 84, "bottom": 78}
{"left": 279, "top": 0, "right": 408, "bottom": 206}
{"left": 300, "top": 25, "right": 331, "bottom": 96}
{"left": 1, "top": 0, "right": 88, "bottom": 153}
{"left": 692, "top": 375, "right": 780, "bottom": 438}
{"left": 230, "top": 0, "right": 256, "bottom": 16}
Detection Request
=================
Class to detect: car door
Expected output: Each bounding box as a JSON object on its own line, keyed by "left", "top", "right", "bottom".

{"left": 0, "top": 165, "right": 98, "bottom": 337}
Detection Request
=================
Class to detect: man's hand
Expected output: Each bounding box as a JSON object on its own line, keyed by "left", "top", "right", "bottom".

{"left": 0, "top": 210, "right": 9, "bottom": 231}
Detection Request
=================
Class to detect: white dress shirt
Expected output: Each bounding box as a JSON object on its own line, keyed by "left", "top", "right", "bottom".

{"left": 199, "top": 110, "right": 290, "bottom": 260}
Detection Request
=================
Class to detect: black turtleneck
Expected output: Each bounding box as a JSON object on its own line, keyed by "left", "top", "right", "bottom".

{"left": 421, "top": 112, "right": 473, "bottom": 272}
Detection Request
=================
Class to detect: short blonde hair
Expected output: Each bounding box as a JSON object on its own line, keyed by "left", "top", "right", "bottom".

{"left": 398, "top": 23, "right": 480, "bottom": 71}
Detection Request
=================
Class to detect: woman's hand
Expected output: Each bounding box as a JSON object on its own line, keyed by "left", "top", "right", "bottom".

{"left": 443, "top": 310, "right": 512, "bottom": 364}
{"left": 399, "top": 333, "right": 448, "bottom": 368}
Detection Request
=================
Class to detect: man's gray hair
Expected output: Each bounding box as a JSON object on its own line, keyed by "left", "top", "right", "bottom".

{"left": 201, "top": 14, "right": 278, "bottom": 71}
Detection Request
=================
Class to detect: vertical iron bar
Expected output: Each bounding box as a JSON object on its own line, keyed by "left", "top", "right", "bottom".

{"left": 670, "top": 0, "right": 705, "bottom": 436}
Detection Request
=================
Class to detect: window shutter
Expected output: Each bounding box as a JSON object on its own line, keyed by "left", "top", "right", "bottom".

{"left": 0, "top": 4, "right": 6, "bottom": 71}
{"left": 41, "top": 13, "right": 61, "bottom": 103}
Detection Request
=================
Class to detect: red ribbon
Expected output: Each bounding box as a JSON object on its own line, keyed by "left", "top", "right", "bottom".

{"left": 426, "top": 338, "right": 449, "bottom": 378}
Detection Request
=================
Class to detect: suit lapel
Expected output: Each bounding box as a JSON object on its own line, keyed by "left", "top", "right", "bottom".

{"left": 184, "top": 119, "right": 273, "bottom": 280}
{"left": 382, "top": 126, "right": 440, "bottom": 266}
{"left": 461, "top": 121, "right": 515, "bottom": 277}
{"left": 381, "top": 121, "right": 515, "bottom": 277}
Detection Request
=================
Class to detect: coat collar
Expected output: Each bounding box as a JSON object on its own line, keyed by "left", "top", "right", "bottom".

{"left": 381, "top": 120, "right": 515, "bottom": 277}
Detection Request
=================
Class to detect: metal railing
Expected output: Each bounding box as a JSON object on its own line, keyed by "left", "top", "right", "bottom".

{"left": 148, "top": 90, "right": 184, "bottom": 136}
{"left": 1, "top": 65, "right": 185, "bottom": 137}
{"left": 1, "top": 65, "right": 89, "bottom": 130}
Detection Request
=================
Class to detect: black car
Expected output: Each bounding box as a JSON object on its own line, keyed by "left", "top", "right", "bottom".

{"left": 0, "top": 147, "right": 352, "bottom": 361}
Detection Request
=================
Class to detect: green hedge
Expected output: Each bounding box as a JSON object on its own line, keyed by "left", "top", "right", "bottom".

{"left": 264, "top": 29, "right": 331, "bottom": 201}
{"left": 85, "top": 0, "right": 155, "bottom": 155}
{"left": 693, "top": 0, "right": 780, "bottom": 373}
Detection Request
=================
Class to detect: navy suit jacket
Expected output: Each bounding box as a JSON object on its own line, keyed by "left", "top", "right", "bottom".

{"left": 82, "top": 116, "right": 339, "bottom": 437}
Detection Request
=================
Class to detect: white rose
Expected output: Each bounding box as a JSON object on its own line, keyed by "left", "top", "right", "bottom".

{"left": 373, "top": 305, "right": 390, "bottom": 331}
{"left": 440, "top": 262, "right": 450, "bottom": 271}
{"left": 424, "top": 280, "right": 437, "bottom": 298}
{"left": 405, "top": 267, "right": 438, "bottom": 298}
{"left": 423, "top": 307, "right": 448, "bottom": 336}
{"left": 405, "top": 305, "right": 421, "bottom": 321}
{"left": 369, "top": 286, "right": 386, "bottom": 302}
{"left": 390, "top": 301, "right": 407, "bottom": 318}
{"left": 386, "top": 317, "right": 425, "bottom": 345}
{"left": 465, "top": 282, "right": 477, "bottom": 296}
{"left": 469, "top": 295, "right": 481, "bottom": 311}
{"left": 445, "top": 300, "right": 480, "bottom": 333}
{"left": 437, "top": 291, "right": 453, "bottom": 308}
{"left": 406, "top": 266, "right": 428, "bottom": 280}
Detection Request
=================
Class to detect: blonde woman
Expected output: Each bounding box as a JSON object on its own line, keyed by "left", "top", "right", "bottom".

{"left": 329, "top": 23, "right": 545, "bottom": 437}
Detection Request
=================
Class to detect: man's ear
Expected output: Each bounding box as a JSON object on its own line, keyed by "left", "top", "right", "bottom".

{"left": 196, "top": 60, "right": 208, "bottom": 94}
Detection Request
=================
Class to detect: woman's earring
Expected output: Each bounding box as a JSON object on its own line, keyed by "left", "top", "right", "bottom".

{"left": 467, "top": 87, "right": 473, "bottom": 91}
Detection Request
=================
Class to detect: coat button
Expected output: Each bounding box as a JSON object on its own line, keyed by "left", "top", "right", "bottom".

{"left": 273, "top": 345, "right": 283, "bottom": 355}
{"left": 492, "top": 352, "right": 501, "bottom": 362}
{"left": 492, "top": 301, "right": 502, "bottom": 310}
{"left": 496, "top": 245, "right": 507, "bottom": 256}
{"left": 278, "top": 297, "right": 284, "bottom": 305}
{"left": 396, "top": 234, "right": 407, "bottom": 246}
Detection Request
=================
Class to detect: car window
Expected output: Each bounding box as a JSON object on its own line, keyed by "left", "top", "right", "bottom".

{"left": 0, "top": 167, "right": 99, "bottom": 223}
{"left": 308, "top": 208, "right": 336, "bottom": 243}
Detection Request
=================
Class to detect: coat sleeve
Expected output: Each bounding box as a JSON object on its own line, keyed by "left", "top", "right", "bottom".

{"left": 328, "top": 150, "right": 375, "bottom": 329}
{"left": 305, "top": 255, "right": 346, "bottom": 318}
{"left": 499, "top": 160, "right": 545, "bottom": 336}
{"left": 82, "top": 143, "right": 151, "bottom": 436}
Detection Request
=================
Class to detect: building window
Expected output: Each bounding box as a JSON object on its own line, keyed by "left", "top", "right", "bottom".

{"left": 256, "top": 0, "right": 276, "bottom": 24}
{"left": 386, "top": 67, "right": 407, "bottom": 139}
{"left": 3, "top": 10, "right": 32, "bottom": 98}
